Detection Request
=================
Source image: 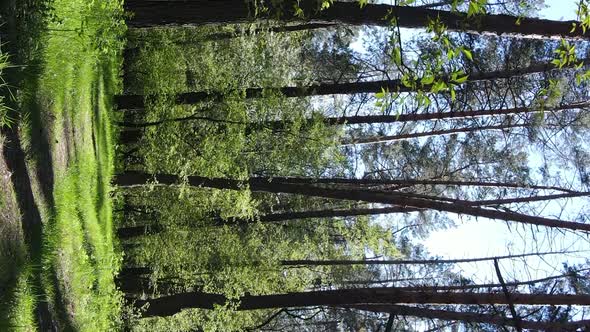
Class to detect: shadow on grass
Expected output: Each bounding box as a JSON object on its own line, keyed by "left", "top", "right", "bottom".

{"left": 0, "top": 135, "right": 30, "bottom": 330}
{"left": 1, "top": 105, "right": 59, "bottom": 331}
{"left": 0, "top": 0, "right": 74, "bottom": 330}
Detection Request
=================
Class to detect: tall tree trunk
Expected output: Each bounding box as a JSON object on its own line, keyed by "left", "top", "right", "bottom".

{"left": 125, "top": 0, "right": 586, "bottom": 39}
{"left": 280, "top": 251, "right": 573, "bottom": 266}
{"left": 363, "top": 268, "right": 590, "bottom": 292}
{"left": 115, "top": 101, "right": 590, "bottom": 133}
{"left": 114, "top": 172, "right": 590, "bottom": 232}
{"left": 117, "top": 206, "right": 418, "bottom": 239}
{"left": 342, "top": 123, "right": 528, "bottom": 145}
{"left": 263, "top": 176, "right": 578, "bottom": 193}
{"left": 388, "top": 190, "right": 590, "bottom": 207}
{"left": 253, "top": 101, "right": 590, "bottom": 132}
{"left": 469, "top": 192, "right": 590, "bottom": 206}
{"left": 135, "top": 287, "right": 590, "bottom": 317}
{"left": 115, "top": 58, "right": 590, "bottom": 110}
{"left": 117, "top": 276, "right": 155, "bottom": 295}
{"left": 267, "top": 180, "right": 589, "bottom": 206}
{"left": 119, "top": 251, "right": 576, "bottom": 279}
{"left": 119, "top": 128, "right": 142, "bottom": 144}
{"left": 257, "top": 206, "right": 418, "bottom": 222}
{"left": 346, "top": 304, "right": 590, "bottom": 331}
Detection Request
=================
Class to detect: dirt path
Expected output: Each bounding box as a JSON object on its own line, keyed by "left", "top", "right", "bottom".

{"left": 1, "top": 126, "right": 58, "bottom": 331}
{"left": 0, "top": 1, "right": 61, "bottom": 329}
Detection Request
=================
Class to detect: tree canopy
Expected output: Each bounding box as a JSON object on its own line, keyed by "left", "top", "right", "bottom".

{"left": 115, "top": 0, "right": 590, "bottom": 331}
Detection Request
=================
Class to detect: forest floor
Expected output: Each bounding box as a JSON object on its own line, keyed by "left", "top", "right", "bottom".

{"left": 0, "top": 0, "right": 125, "bottom": 330}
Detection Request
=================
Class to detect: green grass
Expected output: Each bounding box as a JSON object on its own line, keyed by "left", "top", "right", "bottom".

{"left": 42, "top": 67, "right": 123, "bottom": 330}
{"left": 0, "top": 45, "right": 36, "bottom": 331}
{"left": 36, "top": 0, "right": 125, "bottom": 329}
{"left": 0, "top": 157, "right": 36, "bottom": 332}
{"left": 3, "top": 266, "right": 37, "bottom": 331}
{"left": 0, "top": 0, "right": 126, "bottom": 330}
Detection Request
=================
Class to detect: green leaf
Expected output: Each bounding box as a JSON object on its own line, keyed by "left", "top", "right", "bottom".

{"left": 358, "top": 0, "right": 368, "bottom": 9}
{"left": 431, "top": 81, "right": 447, "bottom": 93}
{"left": 447, "top": 49, "right": 454, "bottom": 60}
{"left": 375, "top": 87, "right": 388, "bottom": 99}
{"left": 392, "top": 47, "right": 402, "bottom": 65}
{"left": 462, "top": 48, "right": 473, "bottom": 61}
{"left": 420, "top": 75, "right": 435, "bottom": 85}
{"left": 452, "top": 75, "right": 469, "bottom": 84}
{"left": 293, "top": 6, "right": 304, "bottom": 18}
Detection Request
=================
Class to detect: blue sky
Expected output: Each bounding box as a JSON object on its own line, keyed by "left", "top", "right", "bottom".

{"left": 540, "top": 0, "right": 578, "bottom": 20}
{"left": 423, "top": 0, "right": 588, "bottom": 283}
{"left": 346, "top": 0, "right": 589, "bottom": 284}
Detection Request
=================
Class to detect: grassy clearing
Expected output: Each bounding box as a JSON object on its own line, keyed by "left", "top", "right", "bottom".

{"left": 0, "top": 0, "right": 125, "bottom": 330}
{"left": 41, "top": 68, "right": 123, "bottom": 330}
{"left": 35, "top": 0, "right": 125, "bottom": 329}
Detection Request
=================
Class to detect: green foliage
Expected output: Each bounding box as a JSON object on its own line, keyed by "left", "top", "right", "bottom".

{"left": 382, "top": 13, "right": 476, "bottom": 109}
{"left": 124, "top": 24, "right": 349, "bottom": 181}
{"left": 552, "top": 39, "right": 578, "bottom": 68}
{"left": 574, "top": 0, "right": 590, "bottom": 33}
{"left": 117, "top": 1, "right": 590, "bottom": 331}
{"left": 466, "top": 0, "right": 487, "bottom": 16}
{"left": 0, "top": 0, "right": 126, "bottom": 328}
{"left": 336, "top": 215, "right": 400, "bottom": 258}
{"left": 0, "top": 53, "right": 15, "bottom": 128}
{"left": 0, "top": 265, "right": 36, "bottom": 331}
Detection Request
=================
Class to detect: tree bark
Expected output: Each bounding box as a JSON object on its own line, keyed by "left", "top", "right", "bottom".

{"left": 469, "top": 191, "right": 590, "bottom": 206}
{"left": 120, "top": 251, "right": 578, "bottom": 280}
{"left": 387, "top": 190, "right": 590, "bottom": 207}
{"left": 135, "top": 287, "right": 590, "bottom": 317}
{"left": 115, "top": 101, "right": 590, "bottom": 134}
{"left": 115, "top": 58, "right": 590, "bottom": 110}
{"left": 119, "top": 128, "right": 142, "bottom": 145}
{"left": 370, "top": 268, "right": 590, "bottom": 292}
{"left": 342, "top": 123, "right": 528, "bottom": 145}
{"left": 262, "top": 177, "right": 579, "bottom": 193}
{"left": 114, "top": 172, "right": 590, "bottom": 232}
{"left": 117, "top": 276, "right": 153, "bottom": 294}
{"left": 280, "top": 251, "right": 573, "bottom": 266}
{"left": 254, "top": 101, "right": 590, "bottom": 132}
{"left": 346, "top": 304, "right": 590, "bottom": 331}
{"left": 125, "top": 0, "right": 587, "bottom": 40}
{"left": 260, "top": 176, "right": 578, "bottom": 193}
{"left": 259, "top": 206, "right": 418, "bottom": 222}
{"left": 117, "top": 206, "right": 418, "bottom": 239}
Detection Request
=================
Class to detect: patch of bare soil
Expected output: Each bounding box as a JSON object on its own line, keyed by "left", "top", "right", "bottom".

{"left": 0, "top": 134, "right": 25, "bottom": 290}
